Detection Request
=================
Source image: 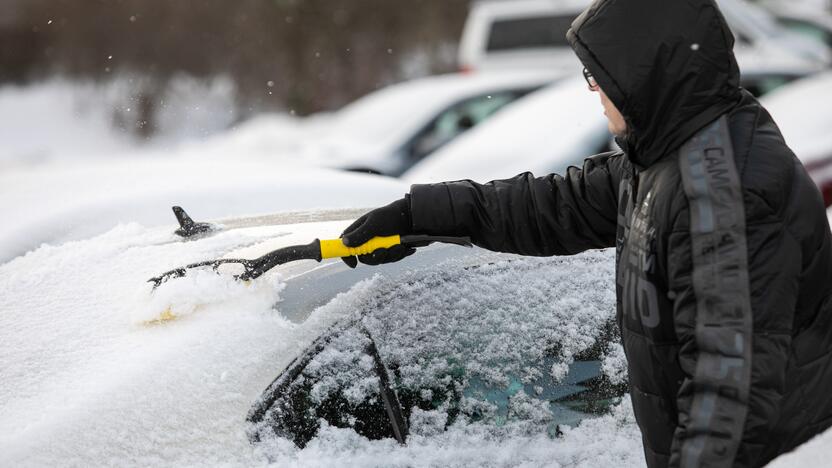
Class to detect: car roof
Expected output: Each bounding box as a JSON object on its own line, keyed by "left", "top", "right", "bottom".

{"left": 322, "top": 70, "right": 561, "bottom": 151}
{"left": 0, "top": 159, "right": 408, "bottom": 263}
{"left": 402, "top": 74, "right": 609, "bottom": 184}
{"left": 459, "top": 0, "right": 829, "bottom": 72}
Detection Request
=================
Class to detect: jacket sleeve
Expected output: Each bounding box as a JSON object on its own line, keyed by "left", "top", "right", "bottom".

{"left": 408, "top": 151, "right": 626, "bottom": 256}
{"left": 667, "top": 203, "right": 800, "bottom": 467}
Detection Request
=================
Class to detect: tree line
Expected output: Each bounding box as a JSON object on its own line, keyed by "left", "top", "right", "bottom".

{"left": 0, "top": 0, "right": 469, "bottom": 118}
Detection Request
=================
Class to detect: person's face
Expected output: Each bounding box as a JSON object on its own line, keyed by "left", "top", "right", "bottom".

{"left": 583, "top": 68, "right": 628, "bottom": 137}
{"left": 597, "top": 88, "right": 627, "bottom": 137}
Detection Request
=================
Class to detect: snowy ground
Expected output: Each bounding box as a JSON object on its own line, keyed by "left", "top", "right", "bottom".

{"left": 0, "top": 76, "right": 248, "bottom": 168}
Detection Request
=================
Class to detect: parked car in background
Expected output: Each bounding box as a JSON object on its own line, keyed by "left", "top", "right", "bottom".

{"left": 402, "top": 66, "right": 813, "bottom": 185}
{"left": 762, "top": 70, "right": 832, "bottom": 207}
{"left": 458, "top": 0, "right": 830, "bottom": 73}
{"left": 402, "top": 74, "right": 606, "bottom": 184}
{"left": 458, "top": 0, "right": 588, "bottom": 73}
{"left": 306, "top": 71, "right": 559, "bottom": 176}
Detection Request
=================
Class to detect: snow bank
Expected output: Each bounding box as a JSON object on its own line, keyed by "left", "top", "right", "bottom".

{"left": 0, "top": 79, "right": 136, "bottom": 165}
{"left": 0, "top": 75, "right": 248, "bottom": 167}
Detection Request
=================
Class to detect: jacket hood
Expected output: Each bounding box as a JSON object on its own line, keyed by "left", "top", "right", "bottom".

{"left": 567, "top": 0, "right": 742, "bottom": 168}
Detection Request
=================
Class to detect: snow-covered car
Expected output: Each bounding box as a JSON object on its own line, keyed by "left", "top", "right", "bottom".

{"left": 762, "top": 70, "right": 832, "bottom": 207}
{"left": 458, "top": 0, "right": 830, "bottom": 73}
{"left": 0, "top": 204, "right": 649, "bottom": 466}
{"left": 402, "top": 68, "right": 811, "bottom": 185}
{"left": 306, "top": 71, "right": 560, "bottom": 176}
{"left": 0, "top": 159, "right": 409, "bottom": 264}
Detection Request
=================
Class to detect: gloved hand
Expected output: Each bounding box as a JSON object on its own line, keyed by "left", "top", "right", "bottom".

{"left": 340, "top": 196, "right": 416, "bottom": 268}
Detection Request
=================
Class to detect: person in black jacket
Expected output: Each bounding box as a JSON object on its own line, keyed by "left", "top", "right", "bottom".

{"left": 339, "top": 1, "right": 832, "bottom": 467}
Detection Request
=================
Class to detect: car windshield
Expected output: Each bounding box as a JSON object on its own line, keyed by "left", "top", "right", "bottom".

{"left": 487, "top": 15, "right": 577, "bottom": 51}
{"left": 248, "top": 251, "right": 628, "bottom": 449}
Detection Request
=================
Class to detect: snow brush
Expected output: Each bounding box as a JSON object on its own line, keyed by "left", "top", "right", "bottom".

{"left": 145, "top": 234, "right": 473, "bottom": 323}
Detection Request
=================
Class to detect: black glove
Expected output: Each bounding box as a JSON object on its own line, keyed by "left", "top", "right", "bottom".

{"left": 340, "top": 196, "right": 416, "bottom": 268}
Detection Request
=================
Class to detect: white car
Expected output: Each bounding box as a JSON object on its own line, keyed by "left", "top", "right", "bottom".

{"left": 306, "top": 71, "right": 559, "bottom": 176}
{"left": 402, "top": 74, "right": 608, "bottom": 184}
{"left": 762, "top": 70, "right": 832, "bottom": 207}
{"left": 0, "top": 203, "right": 648, "bottom": 466}
{"left": 458, "top": 0, "right": 589, "bottom": 73}
{"left": 0, "top": 159, "right": 408, "bottom": 264}
{"left": 458, "top": 0, "right": 830, "bottom": 73}
{"left": 402, "top": 68, "right": 813, "bottom": 186}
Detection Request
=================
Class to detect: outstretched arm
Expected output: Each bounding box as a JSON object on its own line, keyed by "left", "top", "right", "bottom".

{"left": 408, "top": 151, "right": 626, "bottom": 256}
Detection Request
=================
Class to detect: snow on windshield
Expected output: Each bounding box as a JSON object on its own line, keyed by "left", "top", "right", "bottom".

{"left": 0, "top": 220, "right": 644, "bottom": 466}
{"left": 363, "top": 253, "right": 621, "bottom": 394}
{"left": 257, "top": 251, "right": 631, "bottom": 450}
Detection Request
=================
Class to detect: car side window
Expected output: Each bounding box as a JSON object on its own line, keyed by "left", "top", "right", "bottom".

{"left": 248, "top": 254, "right": 628, "bottom": 449}
{"left": 407, "top": 90, "right": 527, "bottom": 164}
{"left": 486, "top": 16, "right": 576, "bottom": 51}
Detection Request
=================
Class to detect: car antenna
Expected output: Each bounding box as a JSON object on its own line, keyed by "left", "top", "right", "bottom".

{"left": 172, "top": 206, "right": 215, "bottom": 238}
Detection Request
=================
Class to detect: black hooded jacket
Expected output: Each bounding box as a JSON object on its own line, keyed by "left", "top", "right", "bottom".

{"left": 405, "top": 1, "right": 832, "bottom": 467}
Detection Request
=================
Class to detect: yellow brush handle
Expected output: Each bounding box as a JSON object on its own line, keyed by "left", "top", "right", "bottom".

{"left": 319, "top": 235, "right": 401, "bottom": 259}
